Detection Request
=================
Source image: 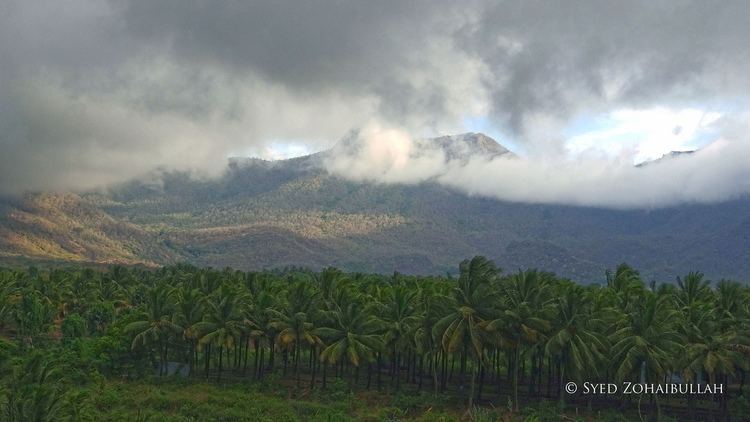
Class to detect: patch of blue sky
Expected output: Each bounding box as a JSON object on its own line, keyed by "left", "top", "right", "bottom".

{"left": 561, "top": 112, "right": 618, "bottom": 139}
{"left": 262, "top": 142, "right": 312, "bottom": 160}
{"left": 562, "top": 107, "right": 725, "bottom": 162}
{"left": 227, "top": 141, "right": 313, "bottom": 161}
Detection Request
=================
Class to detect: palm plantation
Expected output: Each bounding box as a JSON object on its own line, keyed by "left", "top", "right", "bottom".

{"left": 0, "top": 259, "right": 749, "bottom": 420}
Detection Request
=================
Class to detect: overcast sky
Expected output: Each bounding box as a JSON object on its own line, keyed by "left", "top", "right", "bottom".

{"left": 2, "top": 0, "right": 750, "bottom": 207}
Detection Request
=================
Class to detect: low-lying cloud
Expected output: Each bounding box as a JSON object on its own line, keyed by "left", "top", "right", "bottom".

{"left": 324, "top": 122, "right": 750, "bottom": 209}
{"left": 324, "top": 123, "right": 448, "bottom": 185}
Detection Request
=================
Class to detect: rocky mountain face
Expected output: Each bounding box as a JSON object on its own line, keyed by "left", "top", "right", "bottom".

{"left": 427, "top": 133, "right": 512, "bottom": 160}
{"left": 1, "top": 133, "right": 748, "bottom": 283}
{"left": 636, "top": 150, "right": 696, "bottom": 167}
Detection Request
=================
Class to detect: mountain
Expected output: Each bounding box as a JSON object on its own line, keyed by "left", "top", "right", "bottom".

{"left": 428, "top": 132, "right": 512, "bottom": 160}
{"left": 636, "top": 150, "right": 695, "bottom": 167}
{"left": 0, "top": 193, "right": 181, "bottom": 266}
{"left": 1, "top": 133, "right": 749, "bottom": 283}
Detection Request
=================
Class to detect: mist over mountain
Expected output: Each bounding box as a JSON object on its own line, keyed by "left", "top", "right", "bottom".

{"left": 2, "top": 132, "right": 748, "bottom": 283}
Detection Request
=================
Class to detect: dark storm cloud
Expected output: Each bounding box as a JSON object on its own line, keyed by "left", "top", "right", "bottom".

{"left": 1, "top": 0, "right": 749, "bottom": 206}
{"left": 460, "top": 0, "right": 750, "bottom": 143}
{"left": 115, "top": 0, "right": 479, "bottom": 123}
{"left": 0, "top": 0, "right": 479, "bottom": 193}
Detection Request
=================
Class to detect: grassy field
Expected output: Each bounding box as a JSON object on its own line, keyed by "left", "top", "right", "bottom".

{"left": 81, "top": 378, "right": 646, "bottom": 422}
{"left": 85, "top": 378, "right": 465, "bottom": 421}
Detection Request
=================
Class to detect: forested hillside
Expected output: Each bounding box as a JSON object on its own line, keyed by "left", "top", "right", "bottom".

{"left": 1, "top": 134, "right": 750, "bottom": 282}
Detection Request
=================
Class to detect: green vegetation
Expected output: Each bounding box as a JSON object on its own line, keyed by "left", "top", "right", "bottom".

{"left": 6, "top": 150, "right": 750, "bottom": 282}
{"left": 0, "top": 259, "right": 749, "bottom": 420}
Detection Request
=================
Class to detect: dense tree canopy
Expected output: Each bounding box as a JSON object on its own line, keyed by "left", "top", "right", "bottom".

{"left": 0, "top": 259, "right": 749, "bottom": 420}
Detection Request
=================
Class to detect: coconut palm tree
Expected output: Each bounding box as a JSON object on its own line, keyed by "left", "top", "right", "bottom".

{"left": 611, "top": 293, "right": 682, "bottom": 420}
{"left": 193, "top": 286, "right": 244, "bottom": 380}
{"left": 676, "top": 271, "right": 711, "bottom": 310}
{"left": 15, "top": 291, "right": 55, "bottom": 346}
{"left": 413, "top": 282, "right": 451, "bottom": 394}
{"left": 680, "top": 302, "right": 746, "bottom": 420}
{"left": 606, "top": 263, "right": 644, "bottom": 311}
{"left": 174, "top": 286, "right": 205, "bottom": 375}
{"left": 714, "top": 280, "right": 744, "bottom": 330}
{"left": 545, "top": 283, "right": 606, "bottom": 404}
{"left": 435, "top": 256, "right": 499, "bottom": 408}
{"left": 1, "top": 354, "right": 72, "bottom": 421}
{"left": 314, "top": 293, "right": 383, "bottom": 390}
{"left": 245, "top": 288, "right": 279, "bottom": 379}
{"left": 375, "top": 284, "right": 421, "bottom": 389}
{"left": 486, "top": 269, "right": 551, "bottom": 412}
{"left": 125, "top": 284, "right": 182, "bottom": 376}
{"left": 0, "top": 273, "right": 18, "bottom": 332}
{"left": 270, "top": 278, "right": 322, "bottom": 387}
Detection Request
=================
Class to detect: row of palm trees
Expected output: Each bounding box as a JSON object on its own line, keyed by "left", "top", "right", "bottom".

{"left": 1, "top": 259, "right": 749, "bottom": 420}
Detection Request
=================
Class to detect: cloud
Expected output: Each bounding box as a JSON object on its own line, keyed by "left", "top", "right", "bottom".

{"left": 460, "top": 1, "right": 750, "bottom": 144}
{"left": 0, "top": 0, "right": 484, "bottom": 193}
{"left": 324, "top": 122, "right": 448, "bottom": 184}
{"left": 439, "top": 139, "right": 750, "bottom": 208}
{"left": 1, "top": 0, "right": 750, "bottom": 207}
{"left": 325, "top": 122, "right": 750, "bottom": 209}
{"left": 565, "top": 108, "right": 723, "bottom": 161}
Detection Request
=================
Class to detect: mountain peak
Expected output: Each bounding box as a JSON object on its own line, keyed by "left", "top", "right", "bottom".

{"left": 331, "top": 130, "right": 512, "bottom": 161}
{"left": 636, "top": 150, "right": 696, "bottom": 167}
{"left": 427, "top": 133, "right": 512, "bottom": 160}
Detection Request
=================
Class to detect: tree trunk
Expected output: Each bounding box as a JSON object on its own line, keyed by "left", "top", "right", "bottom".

{"left": 243, "top": 337, "right": 250, "bottom": 375}
{"left": 396, "top": 352, "right": 401, "bottom": 390}
{"left": 391, "top": 346, "right": 396, "bottom": 386}
{"left": 205, "top": 344, "right": 211, "bottom": 379}
{"left": 418, "top": 355, "right": 424, "bottom": 391}
{"left": 546, "top": 356, "right": 552, "bottom": 397}
{"left": 253, "top": 339, "right": 259, "bottom": 379}
{"left": 537, "top": 353, "right": 543, "bottom": 398}
{"left": 450, "top": 352, "right": 456, "bottom": 382}
{"left": 188, "top": 341, "right": 194, "bottom": 375}
{"left": 739, "top": 369, "right": 745, "bottom": 398}
{"left": 495, "top": 349, "right": 502, "bottom": 395}
{"left": 268, "top": 335, "right": 275, "bottom": 371}
{"left": 441, "top": 351, "right": 448, "bottom": 392}
{"left": 258, "top": 344, "right": 265, "bottom": 379}
{"left": 558, "top": 360, "right": 566, "bottom": 406}
{"left": 159, "top": 341, "right": 167, "bottom": 376}
{"left": 377, "top": 352, "right": 382, "bottom": 391}
{"left": 654, "top": 392, "right": 662, "bottom": 422}
{"left": 367, "top": 363, "right": 372, "bottom": 389}
{"left": 310, "top": 345, "right": 317, "bottom": 389}
{"left": 308, "top": 344, "right": 314, "bottom": 373}
{"left": 295, "top": 342, "right": 301, "bottom": 388}
{"left": 194, "top": 341, "right": 199, "bottom": 377}
{"left": 460, "top": 343, "right": 467, "bottom": 392}
{"left": 512, "top": 345, "right": 520, "bottom": 412}
{"left": 322, "top": 362, "right": 327, "bottom": 389}
{"left": 218, "top": 345, "right": 223, "bottom": 381}
{"left": 476, "top": 358, "right": 485, "bottom": 404}
{"left": 529, "top": 350, "right": 536, "bottom": 395}
{"left": 468, "top": 363, "right": 477, "bottom": 410}
{"left": 432, "top": 351, "right": 439, "bottom": 395}
{"left": 687, "top": 375, "right": 696, "bottom": 421}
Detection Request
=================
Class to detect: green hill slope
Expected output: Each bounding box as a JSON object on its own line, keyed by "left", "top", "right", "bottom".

{"left": 2, "top": 133, "right": 749, "bottom": 282}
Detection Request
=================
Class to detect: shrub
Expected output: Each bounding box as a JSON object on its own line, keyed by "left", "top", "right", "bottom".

{"left": 61, "top": 313, "right": 87, "bottom": 341}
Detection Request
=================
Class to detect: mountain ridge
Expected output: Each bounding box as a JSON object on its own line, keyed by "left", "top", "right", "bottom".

{"left": 1, "top": 133, "right": 748, "bottom": 283}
